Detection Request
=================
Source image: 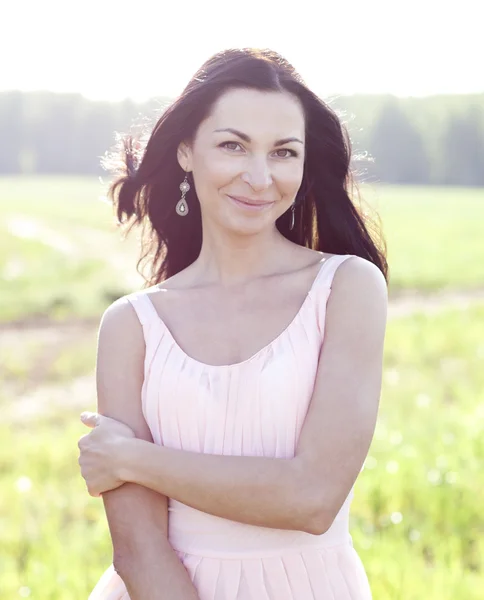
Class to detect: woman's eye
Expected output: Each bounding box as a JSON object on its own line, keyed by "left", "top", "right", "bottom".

{"left": 220, "top": 141, "right": 242, "bottom": 151}
{"left": 219, "top": 142, "right": 297, "bottom": 158}
{"left": 274, "top": 149, "right": 297, "bottom": 158}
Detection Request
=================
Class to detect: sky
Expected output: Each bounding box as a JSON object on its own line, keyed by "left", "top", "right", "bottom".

{"left": 2, "top": 0, "right": 483, "bottom": 102}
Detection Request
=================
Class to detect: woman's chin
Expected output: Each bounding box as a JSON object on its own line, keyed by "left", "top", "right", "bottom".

{"left": 209, "top": 199, "right": 281, "bottom": 234}
{"left": 229, "top": 215, "right": 279, "bottom": 236}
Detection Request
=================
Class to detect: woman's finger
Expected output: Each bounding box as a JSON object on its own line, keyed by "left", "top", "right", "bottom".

{"left": 80, "top": 412, "right": 100, "bottom": 428}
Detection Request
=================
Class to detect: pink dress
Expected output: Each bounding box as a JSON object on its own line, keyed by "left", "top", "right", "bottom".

{"left": 89, "top": 253, "right": 373, "bottom": 600}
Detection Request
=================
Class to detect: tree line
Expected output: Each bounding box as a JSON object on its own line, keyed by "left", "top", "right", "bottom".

{"left": 1, "top": 90, "right": 483, "bottom": 185}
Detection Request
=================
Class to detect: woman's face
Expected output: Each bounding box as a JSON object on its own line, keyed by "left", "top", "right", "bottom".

{"left": 177, "top": 88, "right": 306, "bottom": 234}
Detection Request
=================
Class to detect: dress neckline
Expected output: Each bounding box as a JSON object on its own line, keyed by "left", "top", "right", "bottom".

{"left": 143, "top": 254, "right": 341, "bottom": 369}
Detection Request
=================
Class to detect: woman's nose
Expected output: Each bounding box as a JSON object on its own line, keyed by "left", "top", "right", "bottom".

{"left": 241, "top": 158, "right": 273, "bottom": 190}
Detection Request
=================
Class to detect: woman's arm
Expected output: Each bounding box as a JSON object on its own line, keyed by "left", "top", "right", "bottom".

{"left": 121, "top": 440, "right": 313, "bottom": 532}
{"left": 116, "top": 258, "right": 386, "bottom": 536}
{"left": 94, "top": 300, "right": 199, "bottom": 600}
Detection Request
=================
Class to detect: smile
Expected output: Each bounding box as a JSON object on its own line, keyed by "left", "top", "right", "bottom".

{"left": 227, "top": 195, "right": 275, "bottom": 212}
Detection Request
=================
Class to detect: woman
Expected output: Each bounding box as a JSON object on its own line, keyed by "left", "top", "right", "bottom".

{"left": 78, "top": 47, "right": 388, "bottom": 600}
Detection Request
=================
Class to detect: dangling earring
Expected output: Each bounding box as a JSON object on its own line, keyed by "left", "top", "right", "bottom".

{"left": 289, "top": 202, "right": 296, "bottom": 230}
{"left": 176, "top": 172, "right": 190, "bottom": 216}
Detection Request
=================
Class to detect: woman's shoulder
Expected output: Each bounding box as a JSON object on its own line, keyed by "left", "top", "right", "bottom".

{"left": 328, "top": 254, "right": 388, "bottom": 306}
{"left": 330, "top": 253, "right": 384, "bottom": 280}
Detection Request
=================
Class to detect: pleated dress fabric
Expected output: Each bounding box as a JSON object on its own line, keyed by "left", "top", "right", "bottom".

{"left": 89, "top": 253, "right": 373, "bottom": 600}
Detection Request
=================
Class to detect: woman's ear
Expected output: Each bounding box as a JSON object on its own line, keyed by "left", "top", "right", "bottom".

{"left": 177, "top": 141, "right": 192, "bottom": 172}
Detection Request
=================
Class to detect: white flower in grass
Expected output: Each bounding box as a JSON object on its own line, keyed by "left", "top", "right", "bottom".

{"left": 16, "top": 476, "right": 32, "bottom": 493}
{"left": 427, "top": 469, "right": 442, "bottom": 485}
{"left": 445, "top": 471, "right": 458, "bottom": 484}
{"left": 384, "top": 368, "right": 400, "bottom": 386}
{"left": 442, "top": 432, "right": 455, "bottom": 445}
{"left": 409, "top": 529, "right": 421, "bottom": 542}
{"left": 402, "top": 445, "right": 417, "bottom": 458}
{"left": 389, "top": 431, "right": 403, "bottom": 445}
{"left": 364, "top": 456, "right": 377, "bottom": 470}
{"left": 386, "top": 460, "right": 399, "bottom": 474}
{"left": 390, "top": 512, "right": 403, "bottom": 524}
{"left": 416, "top": 393, "right": 431, "bottom": 408}
{"left": 3, "top": 258, "right": 25, "bottom": 280}
{"left": 436, "top": 455, "right": 448, "bottom": 469}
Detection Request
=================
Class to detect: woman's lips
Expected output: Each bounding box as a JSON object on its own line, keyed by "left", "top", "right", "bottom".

{"left": 227, "top": 195, "right": 275, "bottom": 211}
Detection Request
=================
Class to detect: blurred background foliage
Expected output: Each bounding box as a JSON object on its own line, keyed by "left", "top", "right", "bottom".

{"left": 1, "top": 90, "right": 483, "bottom": 186}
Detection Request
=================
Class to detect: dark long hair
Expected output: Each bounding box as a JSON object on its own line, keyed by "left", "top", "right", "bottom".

{"left": 103, "top": 47, "right": 388, "bottom": 287}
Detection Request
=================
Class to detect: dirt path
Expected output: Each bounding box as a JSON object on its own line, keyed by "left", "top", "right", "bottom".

{"left": 387, "top": 287, "right": 484, "bottom": 318}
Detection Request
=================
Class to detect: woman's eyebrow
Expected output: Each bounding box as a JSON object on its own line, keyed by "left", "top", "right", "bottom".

{"left": 213, "top": 128, "right": 303, "bottom": 146}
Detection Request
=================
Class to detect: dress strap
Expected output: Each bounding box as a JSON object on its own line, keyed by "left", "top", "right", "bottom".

{"left": 125, "top": 291, "right": 160, "bottom": 327}
{"left": 125, "top": 292, "right": 163, "bottom": 379}
{"left": 316, "top": 254, "right": 355, "bottom": 290}
{"left": 314, "top": 254, "right": 356, "bottom": 334}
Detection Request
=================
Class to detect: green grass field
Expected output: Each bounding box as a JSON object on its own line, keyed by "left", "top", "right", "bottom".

{"left": 367, "top": 184, "right": 484, "bottom": 292}
{"left": 1, "top": 176, "right": 483, "bottom": 599}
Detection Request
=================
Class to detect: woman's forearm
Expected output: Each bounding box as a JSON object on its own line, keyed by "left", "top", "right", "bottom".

{"left": 116, "top": 540, "right": 200, "bottom": 600}
{"left": 119, "top": 439, "right": 317, "bottom": 532}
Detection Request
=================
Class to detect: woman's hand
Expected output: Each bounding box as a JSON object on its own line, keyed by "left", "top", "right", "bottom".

{"left": 78, "top": 412, "right": 135, "bottom": 497}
